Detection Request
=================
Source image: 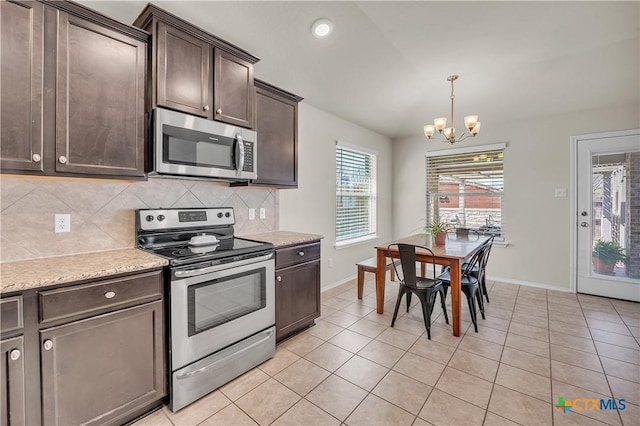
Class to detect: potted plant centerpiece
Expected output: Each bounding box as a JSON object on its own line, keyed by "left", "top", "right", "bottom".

{"left": 592, "top": 239, "right": 627, "bottom": 274}
{"left": 425, "top": 218, "right": 451, "bottom": 245}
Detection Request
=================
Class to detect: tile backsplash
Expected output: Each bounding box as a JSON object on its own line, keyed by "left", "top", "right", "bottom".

{"left": 0, "top": 175, "right": 278, "bottom": 263}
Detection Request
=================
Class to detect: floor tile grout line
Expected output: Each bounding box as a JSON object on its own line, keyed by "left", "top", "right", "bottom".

{"left": 575, "top": 294, "right": 626, "bottom": 426}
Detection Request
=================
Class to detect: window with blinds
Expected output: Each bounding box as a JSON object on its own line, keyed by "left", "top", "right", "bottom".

{"left": 336, "top": 142, "right": 377, "bottom": 243}
{"left": 426, "top": 144, "right": 505, "bottom": 240}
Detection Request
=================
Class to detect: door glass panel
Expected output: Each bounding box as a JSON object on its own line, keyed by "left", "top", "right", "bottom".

{"left": 590, "top": 152, "right": 637, "bottom": 278}
{"left": 188, "top": 268, "right": 266, "bottom": 336}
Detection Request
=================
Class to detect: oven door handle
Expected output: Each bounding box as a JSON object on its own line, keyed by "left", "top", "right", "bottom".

{"left": 175, "top": 328, "right": 274, "bottom": 380}
{"left": 174, "top": 253, "right": 273, "bottom": 278}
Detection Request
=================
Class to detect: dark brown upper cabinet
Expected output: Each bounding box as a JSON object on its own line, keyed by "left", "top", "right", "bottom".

{"left": 214, "top": 50, "right": 254, "bottom": 128}
{"left": 253, "top": 80, "right": 303, "bottom": 188}
{"left": 134, "top": 4, "right": 259, "bottom": 130}
{"left": 156, "top": 22, "right": 212, "bottom": 119}
{"left": 0, "top": 0, "right": 44, "bottom": 173}
{"left": 0, "top": 1, "right": 148, "bottom": 180}
{"left": 55, "top": 10, "right": 146, "bottom": 178}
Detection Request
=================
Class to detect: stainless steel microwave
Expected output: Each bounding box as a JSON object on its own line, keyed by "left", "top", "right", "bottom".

{"left": 151, "top": 108, "right": 257, "bottom": 181}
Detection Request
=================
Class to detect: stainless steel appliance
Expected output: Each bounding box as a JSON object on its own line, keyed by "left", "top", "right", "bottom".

{"left": 136, "top": 208, "right": 274, "bottom": 412}
{"left": 151, "top": 108, "right": 257, "bottom": 181}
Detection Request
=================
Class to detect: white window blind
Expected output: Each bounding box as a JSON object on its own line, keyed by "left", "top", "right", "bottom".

{"left": 336, "top": 143, "right": 377, "bottom": 243}
{"left": 426, "top": 145, "right": 505, "bottom": 240}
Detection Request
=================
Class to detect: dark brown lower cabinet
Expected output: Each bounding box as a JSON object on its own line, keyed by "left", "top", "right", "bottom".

{"left": 40, "top": 301, "right": 164, "bottom": 426}
{"left": 275, "top": 242, "right": 321, "bottom": 342}
{"left": 1, "top": 336, "right": 26, "bottom": 426}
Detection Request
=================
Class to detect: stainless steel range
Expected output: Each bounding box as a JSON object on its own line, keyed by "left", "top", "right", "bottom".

{"left": 136, "top": 208, "right": 275, "bottom": 412}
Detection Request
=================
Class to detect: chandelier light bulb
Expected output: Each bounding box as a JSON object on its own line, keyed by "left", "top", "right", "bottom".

{"left": 471, "top": 122, "right": 481, "bottom": 136}
{"left": 434, "top": 118, "right": 447, "bottom": 132}
{"left": 443, "top": 127, "right": 454, "bottom": 139}
{"left": 424, "top": 125, "right": 436, "bottom": 138}
{"left": 464, "top": 115, "right": 478, "bottom": 131}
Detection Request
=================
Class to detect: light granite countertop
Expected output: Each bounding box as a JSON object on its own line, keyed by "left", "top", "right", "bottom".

{"left": 240, "top": 231, "right": 323, "bottom": 248}
{"left": 0, "top": 248, "right": 168, "bottom": 294}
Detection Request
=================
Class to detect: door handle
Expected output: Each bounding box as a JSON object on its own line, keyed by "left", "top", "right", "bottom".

{"left": 235, "top": 134, "right": 244, "bottom": 175}
{"left": 580, "top": 222, "right": 589, "bottom": 227}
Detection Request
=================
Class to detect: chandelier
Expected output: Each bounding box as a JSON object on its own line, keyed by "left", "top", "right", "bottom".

{"left": 424, "top": 75, "right": 481, "bottom": 144}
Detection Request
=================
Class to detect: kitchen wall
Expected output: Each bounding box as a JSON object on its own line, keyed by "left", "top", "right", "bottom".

{"left": 392, "top": 103, "right": 640, "bottom": 290}
{"left": 0, "top": 176, "right": 277, "bottom": 263}
{"left": 279, "top": 103, "right": 393, "bottom": 289}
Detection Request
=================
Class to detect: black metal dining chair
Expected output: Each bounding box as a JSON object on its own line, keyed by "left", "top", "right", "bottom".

{"left": 388, "top": 243, "right": 449, "bottom": 339}
{"left": 436, "top": 243, "right": 488, "bottom": 332}
{"left": 442, "top": 235, "right": 494, "bottom": 303}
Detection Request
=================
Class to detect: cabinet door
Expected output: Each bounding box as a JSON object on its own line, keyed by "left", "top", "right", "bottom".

{"left": 254, "top": 88, "right": 298, "bottom": 187}
{"left": 156, "top": 22, "right": 212, "bottom": 118}
{"left": 41, "top": 301, "right": 164, "bottom": 426}
{"left": 1, "top": 336, "right": 26, "bottom": 426}
{"left": 0, "top": 0, "right": 44, "bottom": 173}
{"left": 55, "top": 12, "right": 146, "bottom": 178}
{"left": 275, "top": 260, "right": 321, "bottom": 342}
{"left": 213, "top": 49, "right": 254, "bottom": 128}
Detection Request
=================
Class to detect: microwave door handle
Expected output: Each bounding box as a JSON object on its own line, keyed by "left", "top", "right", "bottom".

{"left": 235, "top": 134, "right": 245, "bottom": 176}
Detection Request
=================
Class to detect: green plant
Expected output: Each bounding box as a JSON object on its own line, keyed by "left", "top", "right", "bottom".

{"left": 592, "top": 240, "right": 627, "bottom": 264}
{"left": 424, "top": 218, "right": 451, "bottom": 236}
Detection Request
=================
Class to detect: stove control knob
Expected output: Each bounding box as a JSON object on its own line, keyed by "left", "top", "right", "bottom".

{"left": 217, "top": 212, "right": 223, "bottom": 218}
{"left": 225, "top": 212, "right": 231, "bottom": 218}
{"left": 145, "top": 215, "right": 154, "bottom": 222}
{"left": 157, "top": 215, "right": 165, "bottom": 222}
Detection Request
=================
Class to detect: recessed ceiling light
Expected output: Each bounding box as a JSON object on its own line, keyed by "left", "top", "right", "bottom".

{"left": 311, "top": 18, "right": 333, "bottom": 38}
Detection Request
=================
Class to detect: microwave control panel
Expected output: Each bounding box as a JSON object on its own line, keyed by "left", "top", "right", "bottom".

{"left": 243, "top": 141, "right": 254, "bottom": 172}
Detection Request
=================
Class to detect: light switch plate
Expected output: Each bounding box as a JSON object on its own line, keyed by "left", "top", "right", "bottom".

{"left": 259, "top": 208, "right": 266, "bottom": 219}
{"left": 249, "top": 208, "right": 255, "bottom": 220}
{"left": 555, "top": 188, "right": 567, "bottom": 197}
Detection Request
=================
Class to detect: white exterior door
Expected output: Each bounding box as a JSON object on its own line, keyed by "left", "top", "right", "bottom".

{"left": 575, "top": 130, "right": 640, "bottom": 302}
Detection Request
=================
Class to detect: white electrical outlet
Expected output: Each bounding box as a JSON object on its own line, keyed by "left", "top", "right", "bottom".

{"left": 249, "top": 208, "right": 256, "bottom": 220}
{"left": 54, "top": 214, "right": 71, "bottom": 233}
{"left": 259, "top": 208, "right": 266, "bottom": 219}
{"left": 328, "top": 258, "right": 334, "bottom": 268}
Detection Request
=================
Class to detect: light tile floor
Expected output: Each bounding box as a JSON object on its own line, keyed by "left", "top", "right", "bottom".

{"left": 134, "top": 277, "right": 640, "bottom": 426}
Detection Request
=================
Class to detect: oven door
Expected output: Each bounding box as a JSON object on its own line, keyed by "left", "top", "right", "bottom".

{"left": 170, "top": 255, "right": 274, "bottom": 370}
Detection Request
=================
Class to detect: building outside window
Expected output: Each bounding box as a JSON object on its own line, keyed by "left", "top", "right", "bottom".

{"left": 426, "top": 144, "right": 505, "bottom": 240}
{"left": 335, "top": 141, "right": 377, "bottom": 245}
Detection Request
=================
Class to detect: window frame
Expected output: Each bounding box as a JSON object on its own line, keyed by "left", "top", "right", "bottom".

{"left": 425, "top": 143, "right": 507, "bottom": 242}
{"left": 335, "top": 140, "right": 378, "bottom": 248}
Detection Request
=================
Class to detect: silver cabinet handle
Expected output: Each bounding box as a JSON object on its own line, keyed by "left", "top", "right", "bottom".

{"left": 32, "top": 153, "right": 41, "bottom": 162}
{"left": 104, "top": 291, "right": 116, "bottom": 299}
{"left": 43, "top": 340, "right": 53, "bottom": 351}
{"left": 216, "top": 108, "right": 222, "bottom": 115}
{"left": 203, "top": 105, "right": 210, "bottom": 111}
{"left": 58, "top": 156, "right": 67, "bottom": 164}
{"left": 277, "top": 276, "right": 282, "bottom": 282}
{"left": 9, "top": 349, "right": 21, "bottom": 361}
{"left": 580, "top": 222, "right": 589, "bottom": 227}
{"left": 298, "top": 251, "right": 305, "bottom": 256}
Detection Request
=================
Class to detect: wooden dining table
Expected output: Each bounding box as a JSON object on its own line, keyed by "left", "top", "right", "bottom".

{"left": 374, "top": 234, "right": 486, "bottom": 337}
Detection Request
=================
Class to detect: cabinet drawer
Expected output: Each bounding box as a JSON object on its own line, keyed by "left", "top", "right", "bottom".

{"left": 0, "top": 295, "right": 23, "bottom": 334}
{"left": 39, "top": 270, "right": 162, "bottom": 324}
{"left": 276, "top": 242, "right": 320, "bottom": 269}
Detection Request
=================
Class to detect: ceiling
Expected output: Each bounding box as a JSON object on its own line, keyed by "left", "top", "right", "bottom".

{"left": 79, "top": 1, "right": 640, "bottom": 139}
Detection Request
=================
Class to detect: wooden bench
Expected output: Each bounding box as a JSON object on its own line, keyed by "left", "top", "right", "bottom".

{"left": 356, "top": 257, "right": 400, "bottom": 299}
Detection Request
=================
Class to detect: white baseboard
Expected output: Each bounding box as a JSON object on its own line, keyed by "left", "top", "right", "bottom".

{"left": 321, "top": 274, "right": 357, "bottom": 292}
{"left": 323, "top": 274, "right": 574, "bottom": 294}
{"left": 489, "top": 275, "right": 573, "bottom": 293}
